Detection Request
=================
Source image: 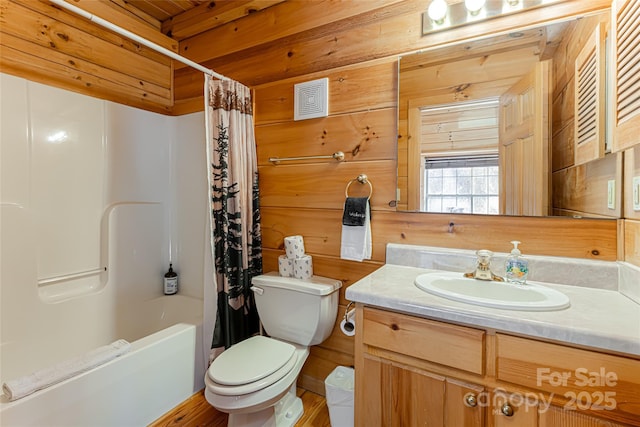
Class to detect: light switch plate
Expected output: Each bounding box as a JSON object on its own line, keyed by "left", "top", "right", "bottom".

{"left": 633, "top": 176, "right": 640, "bottom": 211}
{"left": 607, "top": 180, "right": 615, "bottom": 210}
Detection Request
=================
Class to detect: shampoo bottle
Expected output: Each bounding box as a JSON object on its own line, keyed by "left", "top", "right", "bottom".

{"left": 505, "top": 241, "right": 529, "bottom": 284}
{"left": 164, "top": 263, "right": 178, "bottom": 295}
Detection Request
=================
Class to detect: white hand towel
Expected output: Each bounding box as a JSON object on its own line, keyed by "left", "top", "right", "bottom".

{"left": 2, "top": 339, "right": 131, "bottom": 401}
{"left": 340, "top": 198, "right": 372, "bottom": 262}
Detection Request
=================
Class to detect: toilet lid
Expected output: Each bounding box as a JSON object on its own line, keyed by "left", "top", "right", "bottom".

{"left": 208, "top": 336, "right": 296, "bottom": 387}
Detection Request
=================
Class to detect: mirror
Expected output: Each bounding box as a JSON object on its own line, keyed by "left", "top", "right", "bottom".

{"left": 398, "top": 10, "right": 616, "bottom": 218}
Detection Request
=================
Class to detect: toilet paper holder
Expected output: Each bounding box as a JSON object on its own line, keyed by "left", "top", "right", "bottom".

{"left": 343, "top": 301, "right": 355, "bottom": 333}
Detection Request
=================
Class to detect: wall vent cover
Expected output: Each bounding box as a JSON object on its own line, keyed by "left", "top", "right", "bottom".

{"left": 294, "top": 78, "right": 328, "bottom": 121}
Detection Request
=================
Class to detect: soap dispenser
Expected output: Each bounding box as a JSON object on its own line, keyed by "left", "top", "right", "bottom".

{"left": 164, "top": 263, "right": 178, "bottom": 295}
{"left": 505, "top": 241, "right": 529, "bottom": 284}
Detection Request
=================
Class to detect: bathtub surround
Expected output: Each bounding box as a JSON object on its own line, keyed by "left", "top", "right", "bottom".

{"left": 1, "top": 73, "right": 209, "bottom": 423}
{"left": 205, "top": 77, "right": 262, "bottom": 357}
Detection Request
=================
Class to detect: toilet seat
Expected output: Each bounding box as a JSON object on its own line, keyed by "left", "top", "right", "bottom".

{"left": 207, "top": 336, "right": 297, "bottom": 396}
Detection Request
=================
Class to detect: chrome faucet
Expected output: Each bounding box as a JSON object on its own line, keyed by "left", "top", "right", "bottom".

{"left": 464, "top": 250, "right": 504, "bottom": 281}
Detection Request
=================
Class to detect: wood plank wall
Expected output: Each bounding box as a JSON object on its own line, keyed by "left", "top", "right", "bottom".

{"left": 2, "top": 0, "right": 634, "bottom": 397}
{"left": 255, "top": 54, "right": 618, "bottom": 390}
{"left": 207, "top": 0, "right": 617, "bottom": 395}
{"left": 550, "top": 12, "right": 624, "bottom": 219}
{"left": 0, "top": 0, "right": 176, "bottom": 114}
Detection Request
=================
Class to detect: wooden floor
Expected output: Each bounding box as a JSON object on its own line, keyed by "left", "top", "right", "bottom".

{"left": 150, "top": 388, "right": 331, "bottom": 427}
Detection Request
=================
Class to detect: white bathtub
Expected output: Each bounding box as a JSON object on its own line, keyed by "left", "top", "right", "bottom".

{"left": 0, "top": 295, "right": 205, "bottom": 427}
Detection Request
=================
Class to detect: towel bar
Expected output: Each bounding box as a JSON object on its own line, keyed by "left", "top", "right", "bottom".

{"left": 269, "top": 151, "right": 345, "bottom": 164}
{"left": 345, "top": 174, "right": 373, "bottom": 200}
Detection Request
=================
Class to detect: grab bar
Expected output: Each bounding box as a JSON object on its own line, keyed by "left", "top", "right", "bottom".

{"left": 38, "top": 267, "right": 107, "bottom": 286}
{"left": 269, "top": 151, "right": 345, "bottom": 164}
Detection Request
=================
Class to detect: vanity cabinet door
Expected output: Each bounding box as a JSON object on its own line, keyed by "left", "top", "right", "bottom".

{"left": 359, "top": 355, "right": 446, "bottom": 426}
{"left": 446, "top": 378, "right": 485, "bottom": 427}
{"left": 358, "top": 355, "right": 486, "bottom": 426}
{"left": 493, "top": 390, "right": 539, "bottom": 427}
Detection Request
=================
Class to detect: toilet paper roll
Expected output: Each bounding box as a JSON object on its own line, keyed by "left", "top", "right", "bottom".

{"left": 340, "top": 309, "right": 356, "bottom": 336}
{"left": 278, "top": 255, "right": 294, "bottom": 277}
{"left": 293, "top": 255, "right": 313, "bottom": 280}
{"left": 284, "top": 235, "right": 305, "bottom": 259}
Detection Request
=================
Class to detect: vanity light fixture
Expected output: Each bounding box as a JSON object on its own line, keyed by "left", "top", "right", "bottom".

{"left": 423, "top": 0, "right": 562, "bottom": 36}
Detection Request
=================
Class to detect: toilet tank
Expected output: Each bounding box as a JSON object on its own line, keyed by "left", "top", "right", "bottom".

{"left": 251, "top": 272, "right": 342, "bottom": 346}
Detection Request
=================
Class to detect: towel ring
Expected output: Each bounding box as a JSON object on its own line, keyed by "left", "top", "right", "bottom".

{"left": 345, "top": 174, "right": 373, "bottom": 200}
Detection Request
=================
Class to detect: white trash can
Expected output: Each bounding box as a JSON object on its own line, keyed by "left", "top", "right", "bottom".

{"left": 324, "top": 366, "right": 355, "bottom": 427}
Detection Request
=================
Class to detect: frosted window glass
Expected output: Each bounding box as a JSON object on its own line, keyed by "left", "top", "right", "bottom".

{"left": 473, "top": 197, "right": 488, "bottom": 214}
{"left": 427, "top": 197, "right": 442, "bottom": 212}
{"left": 428, "top": 177, "right": 443, "bottom": 195}
{"left": 424, "top": 161, "right": 499, "bottom": 214}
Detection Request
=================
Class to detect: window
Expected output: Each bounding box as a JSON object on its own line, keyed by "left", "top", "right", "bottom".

{"left": 424, "top": 155, "right": 499, "bottom": 214}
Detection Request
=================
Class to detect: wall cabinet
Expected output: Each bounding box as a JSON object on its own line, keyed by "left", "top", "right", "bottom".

{"left": 355, "top": 306, "right": 640, "bottom": 427}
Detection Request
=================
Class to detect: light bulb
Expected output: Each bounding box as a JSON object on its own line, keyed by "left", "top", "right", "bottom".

{"left": 428, "top": 0, "right": 448, "bottom": 24}
{"left": 465, "top": 0, "right": 486, "bottom": 14}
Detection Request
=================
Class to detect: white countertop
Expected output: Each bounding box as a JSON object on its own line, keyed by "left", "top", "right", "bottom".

{"left": 345, "top": 264, "right": 640, "bottom": 357}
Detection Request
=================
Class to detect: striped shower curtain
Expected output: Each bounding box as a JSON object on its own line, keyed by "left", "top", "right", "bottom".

{"left": 204, "top": 76, "right": 262, "bottom": 361}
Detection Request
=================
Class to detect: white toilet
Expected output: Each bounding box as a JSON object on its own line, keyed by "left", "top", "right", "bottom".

{"left": 204, "top": 271, "right": 342, "bottom": 427}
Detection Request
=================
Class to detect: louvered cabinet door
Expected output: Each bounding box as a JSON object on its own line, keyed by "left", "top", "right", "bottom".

{"left": 613, "top": 0, "right": 640, "bottom": 152}
{"left": 574, "top": 23, "right": 606, "bottom": 165}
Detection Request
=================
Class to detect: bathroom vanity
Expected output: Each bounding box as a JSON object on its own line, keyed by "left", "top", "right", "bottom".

{"left": 346, "top": 245, "right": 640, "bottom": 427}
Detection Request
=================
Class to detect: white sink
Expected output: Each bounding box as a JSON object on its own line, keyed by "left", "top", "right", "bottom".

{"left": 414, "top": 271, "right": 570, "bottom": 311}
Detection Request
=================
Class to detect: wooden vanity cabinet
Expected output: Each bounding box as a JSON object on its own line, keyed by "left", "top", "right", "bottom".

{"left": 354, "top": 306, "right": 640, "bottom": 427}
{"left": 356, "top": 306, "right": 486, "bottom": 426}
{"left": 360, "top": 356, "right": 485, "bottom": 426}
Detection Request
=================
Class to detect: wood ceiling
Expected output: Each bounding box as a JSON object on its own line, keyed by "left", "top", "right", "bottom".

{"left": 115, "top": 0, "right": 569, "bottom": 62}
{"left": 115, "top": 0, "right": 285, "bottom": 41}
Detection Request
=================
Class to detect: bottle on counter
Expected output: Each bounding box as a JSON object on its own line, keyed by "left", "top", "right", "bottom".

{"left": 505, "top": 241, "right": 529, "bottom": 285}
{"left": 164, "top": 263, "right": 178, "bottom": 295}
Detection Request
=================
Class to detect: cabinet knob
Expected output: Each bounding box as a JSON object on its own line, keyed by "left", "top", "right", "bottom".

{"left": 501, "top": 403, "right": 514, "bottom": 417}
{"left": 464, "top": 393, "right": 478, "bottom": 407}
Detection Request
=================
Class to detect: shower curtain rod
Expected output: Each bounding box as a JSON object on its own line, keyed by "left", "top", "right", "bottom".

{"left": 49, "top": 0, "right": 229, "bottom": 81}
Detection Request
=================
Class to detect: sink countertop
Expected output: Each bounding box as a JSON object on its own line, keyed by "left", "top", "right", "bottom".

{"left": 345, "top": 264, "right": 640, "bottom": 357}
